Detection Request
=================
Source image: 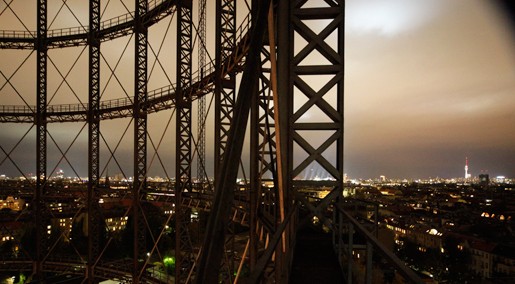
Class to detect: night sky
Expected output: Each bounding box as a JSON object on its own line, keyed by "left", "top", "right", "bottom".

{"left": 345, "top": 0, "right": 515, "bottom": 179}
{"left": 0, "top": 0, "right": 514, "bottom": 180}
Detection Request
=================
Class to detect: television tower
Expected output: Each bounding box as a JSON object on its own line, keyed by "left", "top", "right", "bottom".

{"left": 465, "top": 157, "right": 471, "bottom": 179}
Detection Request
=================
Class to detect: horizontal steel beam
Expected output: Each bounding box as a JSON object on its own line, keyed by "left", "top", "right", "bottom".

{"left": 0, "top": 0, "right": 181, "bottom": 49}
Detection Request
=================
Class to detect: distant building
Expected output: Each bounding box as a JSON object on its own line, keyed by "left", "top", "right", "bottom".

{"left": 494, "top": 245, "right": 515, "bottom": 277}
{"left": 55, "top": 169, "right": 64, "bottom": 179}
{"left": 466, "top": 239, "right": 496, "bottom": 278}
{"left": 459, "top": 238, "right": 515, "bottom": 279}
{"left": 0, "top": 221, "right": 23, "bottom": 245}
{"left": 54, "top": 218, "right": 73, "bottom": 240}
{"left": 495, "top": 176, "right": 506, "bottom": 183}
{"left": 385, "top": 221, "right": 443, "bottom": 251}
{"left": 479, "top": 174, "right": 489, "bottom": 188}
{"left": 0, "top": 196, "right": 24, "bottom": 211}
{"left": 106, "top": 216, "right": 129, "bottom": 232}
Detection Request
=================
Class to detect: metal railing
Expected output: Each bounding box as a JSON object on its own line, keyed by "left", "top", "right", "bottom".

{"left": 100, "top": 12, "right": 135, "bottom": 31}
{"left": 47, "top": 103, "right": 87, "bottom": 113}
{"left": 236, "top": 13, "right": 252, "bottom": 46}
{"left": 48, "top": 26, "right": 88, "bottom": 38}
{"left": 334, "top": 202, "right": 424, "bottom": 284}
{"left": 0, "top": 105, "right": 34, "bottom": 113}
{"left": 0, "top": 30, "right": 35, "bottom": 39}
{"left": 0, "top": 8, "right": 253, "bottom": 120}
{"left": 0, "top": 0, "right": 170, "bottom": 40}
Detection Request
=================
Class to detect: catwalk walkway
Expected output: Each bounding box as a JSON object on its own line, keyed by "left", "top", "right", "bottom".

{"left": 290, "top": 224, "right": 344, "bottom": 283}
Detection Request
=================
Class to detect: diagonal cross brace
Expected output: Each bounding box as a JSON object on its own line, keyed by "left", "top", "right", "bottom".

{"left": 195, "top": 0, "right": 271, "bottom": 282}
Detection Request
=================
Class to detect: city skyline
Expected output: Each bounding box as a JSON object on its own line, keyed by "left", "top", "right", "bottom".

{"left": 0, "top": 0, "right": 514, "bottom": 180}
{"left": 0, "top": 156, "right": 511, "bottom": 182}
{"left": 344, "top": 0, "right": 515, "bottom": 179}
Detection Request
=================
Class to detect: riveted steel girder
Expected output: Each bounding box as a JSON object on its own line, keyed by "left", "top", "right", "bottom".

{"left": 196, "top": 0, "right": 271, "bottom": 281}
{"left": 34, "top": 0, "right": 48, "bottom": 281}
{"left": 175, "top": 1, "right": 194, "bottom": 282}
{"left": 87, "top": 0, "right": 101, "bottom": 282}
{"left": 214, "top": 0, "right": 237, "bottom": 176}
{"left": 132, "top": 0, "right": 148, "bottom": 282}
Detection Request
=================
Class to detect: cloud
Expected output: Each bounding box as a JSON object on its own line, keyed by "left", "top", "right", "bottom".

{"left": 346, "top": 0, "right": 445, "bottom": 36}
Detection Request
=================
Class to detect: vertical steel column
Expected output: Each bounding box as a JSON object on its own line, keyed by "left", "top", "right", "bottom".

{"left": 133, "top": 0, "right": 148, "bottom": 282}
{"left": 249, "top": 0, "right": 261, "bottom": 274}
{"left": 255, "top": 46, "right": 274, "bottom": 212}
{"left": 175, "top": 1, "right": 193, "bottom": 282}
{"left": 289, "top": 0, "right": 345, "bottom": 185}
{"left": 249, "top": 7, "right": 277, "bottom": 267}
{"left": 289, "top": 0, "right": 344, "bottom": 211}
{"left": 213, "top": 2, "right": 237, "bottom": 277}
{"left": 374, "top": 204, "right": 378, "bottom": 237}
{"left": 214, "top": 0, "right": 236, "bottom": 175}
{"left": 271, "top": 0, "right": 295, "bottom": 279}
{"left": 338, "top": 0, "right": 345, "bottom": 201}
{"left": 277, "top": 0, "right": 290, "bottom": 213}
{"left": 250, "top": 0, "right": 290, "bottom": 279}
{"left": 196, "top": 0, "right": 206, "bottom": 182}
{"left": 249, "top": 0, "right": 296, "bottom": 279}
{"left": 214, "top": 2, "right": 237, "bottom": 277}
{"left": 277, "top": 0, "right": 344, "bottom": 281}
{"left": 249, "top": 77, "right": 259, "bottom": 272}
{"left": 35, "top": 0, "right": 47, "bottom": 280}
{"left": 348, "top": 223, "right": 353, "bottom": 283}
{"left": 366, "top": 241, "right": 373, "bottom": 284}
{"left": 338, "top": 205, "right": 343, "bottom": 266}
{"left": 276, "top": 0, "right": 297, "bottom": 281}
{"left": 196, "top": 0, "right": 270, "bottom": 281}
{"left": 87, "top": 0, "right": 101, "bottom": 282}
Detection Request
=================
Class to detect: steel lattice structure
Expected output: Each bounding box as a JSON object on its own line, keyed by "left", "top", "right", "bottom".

{"left": 0, "top": 0, "right": 346, "bottom": 283}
